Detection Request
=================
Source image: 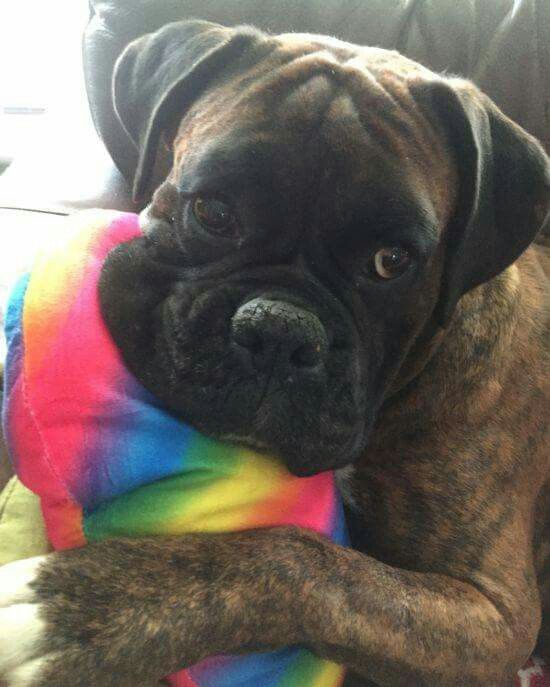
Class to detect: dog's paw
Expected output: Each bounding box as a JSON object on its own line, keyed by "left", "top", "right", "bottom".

{"left": 0, "top": 547, "right": 168, "bottom": 687}
{"left": 0, "top": 556, "right": 52, "bottom": 687}
{"left": 0, "top": 533, "right": 292, "bottom": 686}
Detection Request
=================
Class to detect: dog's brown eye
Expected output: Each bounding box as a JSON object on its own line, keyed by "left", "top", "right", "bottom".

{"left": 192, "top": 197, "right": 236, "bottom": 236}
{"left": 372, "top": 246, "right": 411, "bottom": 279}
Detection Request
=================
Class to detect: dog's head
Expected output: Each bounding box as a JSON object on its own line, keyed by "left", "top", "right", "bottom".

{"left": 100, "top": 20, "right": 549, "bottom": 475}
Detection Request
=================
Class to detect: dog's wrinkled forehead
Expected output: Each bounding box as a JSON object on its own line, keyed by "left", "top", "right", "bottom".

{"left": 170, "top": 37, "right": 456, "bottom": 226}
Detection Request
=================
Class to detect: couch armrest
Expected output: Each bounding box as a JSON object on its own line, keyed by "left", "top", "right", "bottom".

{"left": 0, "top": 111, "right": 135, "bottom": 215}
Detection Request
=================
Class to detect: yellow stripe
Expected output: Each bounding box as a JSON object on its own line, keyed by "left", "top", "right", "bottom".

{"left": 165, "top": 451, "right": 290, "bottom": 532}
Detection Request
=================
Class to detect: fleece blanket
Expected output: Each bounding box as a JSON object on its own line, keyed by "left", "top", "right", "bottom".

{"left": 1, "top": 210, "right": 347, "bottom": 687}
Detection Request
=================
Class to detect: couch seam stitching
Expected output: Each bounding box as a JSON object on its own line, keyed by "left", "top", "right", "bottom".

{"left": 0, "top": 477, "right": 18, "bottom": 523}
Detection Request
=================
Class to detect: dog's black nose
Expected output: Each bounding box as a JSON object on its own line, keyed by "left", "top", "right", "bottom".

{"left": 231, "top": 298, "right": 328, "bottom": 372}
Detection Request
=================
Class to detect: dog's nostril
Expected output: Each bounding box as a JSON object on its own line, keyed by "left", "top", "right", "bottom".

{"left": 290, "top": 342, "right": 323, "bottom": 368}
{"left": 234, "top": 326, "right": 264, "bottom": 356}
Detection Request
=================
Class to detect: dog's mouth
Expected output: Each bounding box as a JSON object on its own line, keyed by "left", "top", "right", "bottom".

{"left": 153, "top": 287, "right": 370, "bottom": 475}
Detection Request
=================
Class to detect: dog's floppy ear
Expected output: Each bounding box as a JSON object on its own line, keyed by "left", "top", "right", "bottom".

{"left": 113, "top": 20, "right": 265, "bottom": 201}
{"left": 413, "top": 78, "right": 550, "bottom": 327}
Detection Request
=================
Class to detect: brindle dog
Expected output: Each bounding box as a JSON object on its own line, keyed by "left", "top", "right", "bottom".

{"left": 0, "top": 20, "right": 548, "bottom": 687}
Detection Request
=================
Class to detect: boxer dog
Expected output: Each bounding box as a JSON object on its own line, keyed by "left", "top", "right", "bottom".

{"left": 0, "top": 20, "right": 548, "bottom": 687}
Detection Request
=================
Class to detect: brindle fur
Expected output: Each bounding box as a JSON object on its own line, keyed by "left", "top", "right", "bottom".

{"left": 1, "top": 24, "right": 549, "bottom": 687}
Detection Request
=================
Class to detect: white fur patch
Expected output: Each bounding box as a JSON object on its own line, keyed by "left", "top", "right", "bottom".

{"left": 0, "top": 603, "right": 46, "bottom": 673}
{"left": 138, "top": 204, "right": 154, "bottom": 233}
{"left": 0, "top": 557, "right": 50, "bottom": 683}
{"left": 0, "top": 556, "right": 45, "bottom": 607}
{"left": 335, "top": 464, "right": 358, "bottom": 510}
{"left": 7, "top": 655, "right": 53, "bottom": 687}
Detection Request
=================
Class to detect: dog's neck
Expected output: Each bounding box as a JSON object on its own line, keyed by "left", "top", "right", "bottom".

{"left": 376, "top": 259, "right": 524, "bottom": 434}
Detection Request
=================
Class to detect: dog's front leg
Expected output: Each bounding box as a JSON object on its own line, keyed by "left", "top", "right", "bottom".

{"left": 0, "top": 527, "right": 538, "bottom": 687}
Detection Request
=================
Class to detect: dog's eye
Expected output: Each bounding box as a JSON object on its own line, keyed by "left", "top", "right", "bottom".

{"left": 372, "top": 246, "right": 411, "bottom": 279}
{"left": 192, "top": 197, "right": 237, "bottom": 237}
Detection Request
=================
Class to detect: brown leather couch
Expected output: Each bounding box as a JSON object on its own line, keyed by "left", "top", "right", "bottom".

{"left": 1, "top": 0, "right": 549, "bottom": 490}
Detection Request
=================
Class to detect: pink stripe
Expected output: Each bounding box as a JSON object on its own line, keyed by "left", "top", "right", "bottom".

{"left": 249, "top": 470, "right": 336, "bottom": 534}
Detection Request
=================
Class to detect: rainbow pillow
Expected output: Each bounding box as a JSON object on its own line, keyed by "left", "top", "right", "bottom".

{"left": 2, "top": 210, "right": 347, "bottom": 687}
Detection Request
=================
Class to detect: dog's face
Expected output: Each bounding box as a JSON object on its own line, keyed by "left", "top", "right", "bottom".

{"left": 100, "top": 22, "right": 549, "bottom": 475}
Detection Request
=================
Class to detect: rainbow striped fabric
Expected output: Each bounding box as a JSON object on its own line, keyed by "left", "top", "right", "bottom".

{"left": 2, "top": 210, "right": 347, "bottom": 687}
